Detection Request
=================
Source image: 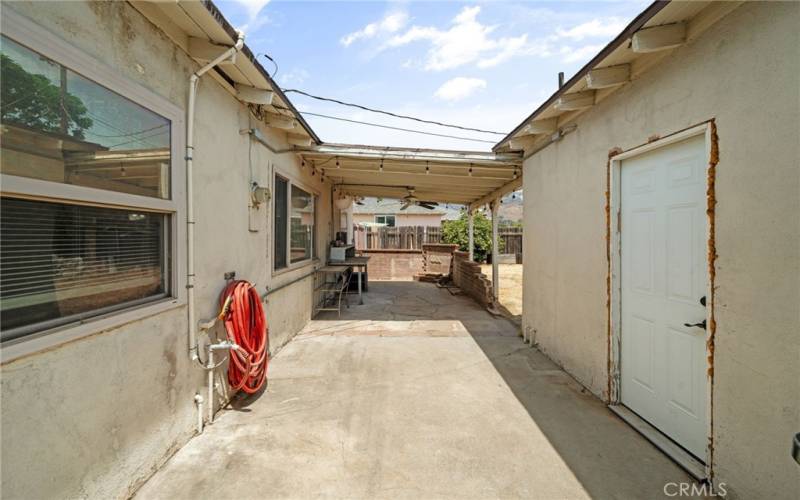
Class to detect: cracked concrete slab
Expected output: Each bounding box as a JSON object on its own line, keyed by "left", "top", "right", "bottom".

{"left": 135, "top": 281, "right": 695, "bottom": 499}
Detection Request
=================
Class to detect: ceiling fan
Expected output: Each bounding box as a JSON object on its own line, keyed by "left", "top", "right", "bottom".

{"left": 400, "top": 187, "right": 438, "bottom": 210}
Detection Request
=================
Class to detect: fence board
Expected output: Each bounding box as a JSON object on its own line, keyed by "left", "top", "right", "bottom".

{"left": 353, "top": 225, "right": 521, "bottom": 257}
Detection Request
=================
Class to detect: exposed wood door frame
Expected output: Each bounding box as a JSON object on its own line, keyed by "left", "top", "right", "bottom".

{"left": 608, "top": 121, "right": 716, "bottom": 478}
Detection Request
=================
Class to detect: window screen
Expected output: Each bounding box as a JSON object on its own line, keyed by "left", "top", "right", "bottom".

{"left": 0, "top": 197, "right": 168, "bottom": 340}
{"left": 274, "top": 176, "right": 288, "bottom": 270}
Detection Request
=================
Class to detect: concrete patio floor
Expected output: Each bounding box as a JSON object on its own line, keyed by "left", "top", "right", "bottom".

{"left": 135, "top": 281, "right": 695, "bottom": 499}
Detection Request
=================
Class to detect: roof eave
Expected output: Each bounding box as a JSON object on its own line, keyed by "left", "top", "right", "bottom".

{"left": 493, "top": 0, "right": 671, "bottom": 151}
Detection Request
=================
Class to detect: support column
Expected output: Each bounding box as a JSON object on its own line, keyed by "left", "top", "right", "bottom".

{"left": 467, "top": 209, "right": 474, "bottom": 262}
{"left": 491, "top": 200, "right": 499, "bottom": 304}
{"left": 346, "top": 203, "right": 354, "bottom": 245}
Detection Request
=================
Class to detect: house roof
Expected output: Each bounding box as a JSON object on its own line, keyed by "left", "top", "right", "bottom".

{"left": 494, "top": 0, "right": 742, "bottom": 152}
{"left": 129, "top": 0, "right": 320, "bottom": 144}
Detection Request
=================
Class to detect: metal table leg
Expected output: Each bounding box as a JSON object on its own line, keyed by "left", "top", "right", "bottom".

{"left": 357, "top": 265, "right": 363, "bottom": 304}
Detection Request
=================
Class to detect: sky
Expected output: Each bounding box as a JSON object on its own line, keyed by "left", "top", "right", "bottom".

{"left": 217, "top": 0, "right": 649, "bottom": 151}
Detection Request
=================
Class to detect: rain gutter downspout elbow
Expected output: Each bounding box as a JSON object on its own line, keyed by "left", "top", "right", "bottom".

{"left": 186, "top": 31, "right": 245, "bottom": 362}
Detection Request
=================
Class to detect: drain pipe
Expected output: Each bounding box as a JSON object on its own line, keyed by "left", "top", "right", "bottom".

{"left": 186, "top": 31, "right": 245, "bottom": 363}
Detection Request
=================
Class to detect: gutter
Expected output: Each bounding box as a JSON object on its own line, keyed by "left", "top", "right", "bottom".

{"left": 493, "top": 0, "right": 671, "bottom": 151}
{"left": 201, "top": 0, "right": 322, "bottom": 145}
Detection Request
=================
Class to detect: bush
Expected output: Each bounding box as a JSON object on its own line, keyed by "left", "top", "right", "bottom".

{"left": 442, "top": 210, "right": 502, "bottom": 262}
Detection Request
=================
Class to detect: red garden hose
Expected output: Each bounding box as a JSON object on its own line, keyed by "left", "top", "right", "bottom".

{"left": 219, "top": 280, "right": 268, "bottom": 394}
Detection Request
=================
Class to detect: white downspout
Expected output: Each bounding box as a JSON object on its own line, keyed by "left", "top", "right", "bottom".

{"left": 186, "top": 32, "right": 245, "bottom": 362}
{"left": 491, "top": 200, "right": 500, "bottom": 305}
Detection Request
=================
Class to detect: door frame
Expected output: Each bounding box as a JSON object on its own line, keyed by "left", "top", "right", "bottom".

{"left": 607, "top": 121, "right": 716, "bottom": 477}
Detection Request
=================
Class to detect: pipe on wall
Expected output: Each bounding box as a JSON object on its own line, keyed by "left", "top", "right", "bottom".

{"left": 186, "top": 31, "right": 245, "bottom": 362}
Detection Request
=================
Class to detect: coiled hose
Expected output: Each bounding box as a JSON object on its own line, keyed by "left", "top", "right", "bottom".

{"left": 219, "top": 280, "right": 268, "bottom": 394}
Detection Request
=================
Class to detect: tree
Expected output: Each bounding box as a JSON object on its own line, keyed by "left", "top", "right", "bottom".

{"left": 1, "top": 54, "right": 92, "bottom": 138}
{"left": 442, "top": 210, "right": 502, "bottom": 263}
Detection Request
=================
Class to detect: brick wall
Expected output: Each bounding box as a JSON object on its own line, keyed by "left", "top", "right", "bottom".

{"left": 362, "top": 249, "right": 424, "bottom": 280}
{"left": 422, "top": 243, "right": 458, "bottom": 274}
{"left": 452, "top": 251, "right": 495, "bottom": 308}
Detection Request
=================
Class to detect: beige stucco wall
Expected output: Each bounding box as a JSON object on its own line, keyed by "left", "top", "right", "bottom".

{"left": 353, "top": 213, "right": 443, "bottom": 226}
{"left": 522, "top": 2, "right": 799, "bottom": 498}
{"left": 0, "top": 2, "right": 331, "bottom": 498}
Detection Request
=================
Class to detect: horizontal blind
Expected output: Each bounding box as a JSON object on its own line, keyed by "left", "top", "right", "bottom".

{"left": 1, "top": 197, "right": 167, "bottom": 339}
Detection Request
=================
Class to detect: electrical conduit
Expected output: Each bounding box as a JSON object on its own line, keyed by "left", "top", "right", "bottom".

{"left": 186, "top": 31, "right": 245, "bottom": 362}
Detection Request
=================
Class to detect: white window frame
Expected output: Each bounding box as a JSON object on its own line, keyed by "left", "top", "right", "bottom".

{"left": 374, "top": 214, "right": 396, "bottom": 227}
{"left": 272, "top": 168, "right": 318, "bottom": 274}
{"left": 0, "top": 11, "right": 186, "bottom": 362}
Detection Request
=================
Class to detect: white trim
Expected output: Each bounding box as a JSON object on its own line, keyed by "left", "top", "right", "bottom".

{"left": 0, "top": 175, "right": 176, "bottom": 212}
{"left": 608, "top": 121, "right": 713, "bottom": 474}
{"left": 0, "top": 10, "right": 187, "bottom": 352}
{"left": 1, "top": 299, "right": 184, "bottom": 364}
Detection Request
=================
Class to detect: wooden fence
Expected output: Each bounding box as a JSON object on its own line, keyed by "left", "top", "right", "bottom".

{"left": 354, "top": 225, "right": 442, "bottom": 250}
{"left": 499, "top": 227, "right": 523, "bottom": 259}
{"left": 354, "top": 225, "right": 523, "bottom": 259}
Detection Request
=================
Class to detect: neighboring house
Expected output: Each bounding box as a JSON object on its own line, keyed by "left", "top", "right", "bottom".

{"left": 494, "top": 1, "right": 799, "bottom": 498}
{"left": 352, "top": 198, "right": 445, "bottom": 227}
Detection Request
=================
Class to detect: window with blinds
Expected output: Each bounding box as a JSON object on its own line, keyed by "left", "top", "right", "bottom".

{"left": 0, "top": 197, "right": 168, "bottom": 340}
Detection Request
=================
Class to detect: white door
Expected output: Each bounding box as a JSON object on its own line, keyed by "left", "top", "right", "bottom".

{"left": 620, "top": 134, "right": 708, "bottom": 459}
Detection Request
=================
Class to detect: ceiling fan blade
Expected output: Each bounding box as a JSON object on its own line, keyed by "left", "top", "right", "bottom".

{"left": 418, "top": 201, "right": 438, "bottom": 206}
{"left": 400, "top": 202, "right": 411, "bottom": 210}
{"left": 418, "top": 202, "right": 437, "bottom": 210}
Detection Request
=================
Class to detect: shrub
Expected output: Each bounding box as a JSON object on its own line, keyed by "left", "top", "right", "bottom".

{"left": 442, "top": 210, "right": 502, "bottom": 262}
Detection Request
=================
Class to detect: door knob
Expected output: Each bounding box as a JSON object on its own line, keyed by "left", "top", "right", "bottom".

{"left": 684, "top": 319, "right": 707, "bottom": 330}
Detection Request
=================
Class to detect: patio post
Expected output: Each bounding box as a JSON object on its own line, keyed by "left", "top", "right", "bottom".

{"left": 346, "top": 203, "right": 354, "bottom": 245}
{"left": 468, "top": 209, "right": 474, "bottom": 261}
{"left": 491, "top": 200, "right": 499, "bottom": 304}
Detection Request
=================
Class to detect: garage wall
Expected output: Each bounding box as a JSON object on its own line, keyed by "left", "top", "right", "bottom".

{"left": 521, "top": 2, "right": 799, "bottom": 498}
{"left": 0, "top": 2, "right": 330, "bottom": 498}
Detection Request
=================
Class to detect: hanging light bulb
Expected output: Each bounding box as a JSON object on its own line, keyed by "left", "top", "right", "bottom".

{"left": 311, "top": 160, "right": 316, "bottom": 176}
{"left": 426, "top": 161, "right": 430, "bottom": 175}
{"left": 512, "top": 168, "right": 518, "bottom": 180}
{"left": 301, "top": 159, "right": 306, "bottom": 168}
{"left": 336, "top": 156, "right": 340, "bottom": 168}
{"left": 468, "top": 163, "right": 473, "bottom": 177}
{"left": 120, "top": 164, "right": 126, "bottom": 177}
{"left": 379, "top": 158, "right": 384, "bottom": 173}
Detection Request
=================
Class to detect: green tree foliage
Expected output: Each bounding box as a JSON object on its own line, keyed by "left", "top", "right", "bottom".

{"left": 442, "top": 210, "right": 502, "bottom": 262}
{"left": 0, "top": 54, "right": 92, "bottom": 138}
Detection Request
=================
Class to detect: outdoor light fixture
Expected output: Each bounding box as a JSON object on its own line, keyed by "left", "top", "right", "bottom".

{"left": 311, "top": 160, "right": 316, "bottom": 176}
{"left": 301, "top": 159, "right": 305, "bottom": 168}
{"left": 336, "top": 157, "right": 340, "bottom": 168}
{"left": 513, "top": 168, "right": 518, "bottom": 180}
{"left": 469, "top": 163, "right": 473, "bottom": 177}
{"left": 426, "top": 161, "right": 430, "bottom": 175}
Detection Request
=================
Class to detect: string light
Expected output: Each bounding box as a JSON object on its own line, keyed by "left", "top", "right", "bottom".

{"left": 379, "top": 158, "right": 384, "bottom": 173}
{"left": 311, "top": 160, "right": 316, "bottom": 176}
{"left": 468, "top": 163, "right": 473, "bottom": 177}
{"left": 426, "top": 161, "right": 430, "bottom": 175}
{"left": 512, "top": 167, "right": 518, "bottom": 180}
{"left": 336, "top": 156, "right": 340, "bottom": 168}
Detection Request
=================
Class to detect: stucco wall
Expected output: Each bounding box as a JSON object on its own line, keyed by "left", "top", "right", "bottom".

{"left": 0, "top": 2, "right": 331, "bottom": 499}
{"left": 521, "top": 3, "right": 799, "bottom": 498}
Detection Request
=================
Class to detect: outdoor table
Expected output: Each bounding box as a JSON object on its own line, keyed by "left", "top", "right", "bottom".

{"left": 326, "top": 255, "right": 370, "bottom": 305}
